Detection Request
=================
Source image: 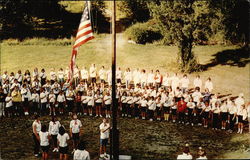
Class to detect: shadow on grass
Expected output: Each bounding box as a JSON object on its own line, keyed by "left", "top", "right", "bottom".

{"left": 202, "top": 47, "right": 250, "bottom": 70}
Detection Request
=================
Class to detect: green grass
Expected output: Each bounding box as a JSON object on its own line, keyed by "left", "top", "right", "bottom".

{"left": 1, "top": 34, "right": 249, "bottom": 100}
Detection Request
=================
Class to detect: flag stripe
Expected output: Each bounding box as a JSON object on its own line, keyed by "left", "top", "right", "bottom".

{"left": 67, "top": 2, "right": 94, "bottom": 83}
{"left": 73, "top": 36, "right": 94, "bottom": 49}
{"left": 75, "top": 27, "right": 92, "bottom": 40}
{"left": 78, "top": 20, "right": 91, "bottom": 31}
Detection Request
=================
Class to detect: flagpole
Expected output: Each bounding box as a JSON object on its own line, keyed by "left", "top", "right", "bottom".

{"left": 111, "top": 0, "right": 119, "bottom": 159}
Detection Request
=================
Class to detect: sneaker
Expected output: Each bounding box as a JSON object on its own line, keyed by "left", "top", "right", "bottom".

{"left": 100, "top": 115, "right": 103, "bottom": 118}
{"left": 191, "top": 123, "right": 194, "bottom": 126}
{"left": 100, "top": 154, "right": 104, "bottom": 158}
{"left": 149, "top": 119, "right": 153, "bottom": 121}
{"left": 95, "top": 115, "right": 98, "bottom": 117}
{"left": 104, "top": 153, "right": 109, "bottom": 158}
{"left": 34, "top": 154, "right": 39, "bottom": 157}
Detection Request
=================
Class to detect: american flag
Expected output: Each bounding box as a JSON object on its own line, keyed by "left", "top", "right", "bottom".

{"left": 68, "top": 2, "right": 94, "bottom": 83}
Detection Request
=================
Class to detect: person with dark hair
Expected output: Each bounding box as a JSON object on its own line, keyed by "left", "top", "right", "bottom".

{"left": 39, "top": 69, "right": 47, "bottom": 86}
{"left": 99, "top": 118, "right": 110, "bottom": 159}
{"left": 49, "top": 116, "right": 61, "bottom": 152}
{"left": 73, "top": 140, "right": 90, "bottom": 160}
{"left": 39, "top": 124, "right": 50, "bottom": 160}
{"left": 121, "top": 92, "right": 128, "bottom": 117}
{"left": 177, "top": 97, "right": 187, "bottom": 124}
{"left": 177, "top": 143, "right": 193, "bottom": 159}
{"left": 57, "top": 126, "right": 70, "bottom": 160}
{"left": 0, "top": 88, "right": 5, "bottom": 118}
{"left": 40, "top": 88, "right": 48, "bottom": 116}
{"left": 70, "top": 114, "right": 82, "bottom": 153}
{"left": 32, "top": 114, "right": 41, "bottom": 157}
{"left": 197, "top": 147, "right": 207, "bottom": 160}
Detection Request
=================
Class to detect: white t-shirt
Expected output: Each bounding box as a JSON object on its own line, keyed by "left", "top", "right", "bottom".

{"left": 89, "top": 67, "right": 97, "bottom": 78}
{"left": 57, "top": 94, "right": 66, "bottom": 103}
{"left": 49, "top": 121, "right": 61, "bottom": 135}
{"left": 32, "top": 120, "right": 41, "bottom": 133}
{"left": 70, "top": 119, "right": 82, "bottom": 133}
{"left": 193, "top": 78, "right": 202, "bottom": 89}
{"left": 58, "top": 71, "right": 64, "bottom": 79}
{"left": 180, "top": 77, "right": 190, "bottom": 88}
{"left": 39, "top": 131, "right": 49, "bottom": 146}
{"left": 40, "top": 92, "right": 47, "bottom": 103}
{"left": 124, "top": 71, "right": 132, "bottom": 81}
{"left": 87, "top": 96, "right": 94, "bottom": 106}
{"left": 162, "top": 76, "right": 171, "bottom": 86}
{"left": 204, "top": 81, "right": 213, "bottom": 92}
{"left": 57, "top": 133, "right": 70, "bottom": 147}
{"left": 73, "top": 149, "right": 90, "bottom": 160}
{"left": 95, "top": 94, "right": 103, "bottom": 103}
{"left": 100, "top": 122, "right": 110, "bottom": 139}
{"left": 32, "top": 93, "right": 39, "bottom": 102}
{"left": 5, "top": 96, "right": 13, "bottom": 108}
{"left": 50, "top": 71, "right": 56, "bottom": 80}
{"left": 81, "top": 69, "right": 89, "bottom": 79}
{"left": 147, "top": 100, "right": 156, "bottom": 110}
{"left": 140, "top": 99, "right": 147, "bottom": 107}
{"left": 197, "top": 156, "right": 207, "bottom": 160}
{"left": 49, "top": 94, "right": 56, "bottom": 103}
{"left": 99, "top": 69, "right": 106, "bottom": 80}
{"left": 116, "top": 70, "right": 122, "bottom": 79}
{"left": 104, "top": 95, "right": 111, "bottom": 105}
{"left": 147, "top": 73, "right": 155, "bottom": 83}
{"left": 177, "top": 153, "right": 193, "bottom": 160}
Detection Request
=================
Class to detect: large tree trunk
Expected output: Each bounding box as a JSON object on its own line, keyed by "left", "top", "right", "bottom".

{"left": 178, "top": 34, "right": 197, "bottom": 72}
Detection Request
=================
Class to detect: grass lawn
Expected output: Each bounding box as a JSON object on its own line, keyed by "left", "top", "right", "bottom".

{"left": 0, "top": 116, "right": 249, "bottom": 160}
{"left": 1, "top": 34, "right": 249, "bottom": 100}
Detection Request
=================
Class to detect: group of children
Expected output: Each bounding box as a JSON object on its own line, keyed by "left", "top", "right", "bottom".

{"left": 0, "top": 65, "right": 250, "bottom": 135}
{"left": 32, "top": 114, "right": 109, "bottom": 160}
{"left": 32, "top": 114, "right": 91, "bottom": 160}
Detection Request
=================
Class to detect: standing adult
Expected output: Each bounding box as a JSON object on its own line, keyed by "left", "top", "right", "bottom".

{"left": 32, "top": 115, "right": 41, "bottom": 157}
{"left": 49, "top": 116, "right": 61, "bottom": 152}
{"left": 70, "top": 114, "right": 83, "bottom": 153}
{"left": 99, "top": 118, "right": 110, "bottom": 159}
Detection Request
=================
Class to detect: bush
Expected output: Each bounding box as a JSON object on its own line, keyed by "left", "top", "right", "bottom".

{"left": 124, "top": 22, "right": 162, "bottom": 44}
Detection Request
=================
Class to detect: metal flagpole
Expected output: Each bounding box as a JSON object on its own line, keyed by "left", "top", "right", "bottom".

{"left": 111, "top": 0, "right": 119, "bottom": 159}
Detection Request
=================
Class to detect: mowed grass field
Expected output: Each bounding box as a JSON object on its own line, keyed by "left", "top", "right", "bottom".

{"left": 0, "top": 34, "right": 250, "bottom": 159}
{"left": 1, "top": 34, "right": 249, "bottom": 100}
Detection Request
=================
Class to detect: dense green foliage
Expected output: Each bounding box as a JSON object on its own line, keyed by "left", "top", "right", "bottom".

{"left": 124, "top": 22, "right": 162, "bottom": 44}
{"left": 0, "top": 0, "right": 248, "bottom": 72}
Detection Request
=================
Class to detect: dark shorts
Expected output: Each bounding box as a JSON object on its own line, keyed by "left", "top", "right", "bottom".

{"left": 106, "top": 104, "right": 111, "bottom": 111}
{"left": 141, "top": 107, "right": 147, "bottom": 112}
{"left": 59, "top": 146, "right": 68, "bottom": 154}
{"left": 96, "top": 102, "right": 102, "bottom": 108}
{"left": 238, "top": 115, "right": 243, "bottom": 123}
{"left": 41, "top": 145, "right": 49, "bottom": 152}
{"left": 172, "top": 109, "right": 177, "bottom": 115}
{"left": 100, "top": 138, "right": 108, "bottom": 146}
{"left": 86, "top": 105, "right": 92, "bottom": 110}
{"left": 72, "top": 133, "right": 80, "bottom": 141}
{"left": 163, "top": 106, "right": 170, "bottom": 113}
{"left": 221, "top": 112, "right": 228, "bottom": 121}
{"left": 204, "top": 112, "right": 209, "bottom": 119}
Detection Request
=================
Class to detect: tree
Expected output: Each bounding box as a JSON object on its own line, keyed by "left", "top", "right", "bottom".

{"left": 148, "top": 0, "right": 215, "bottom": 72}
{"left": 209, "top": 0, "right": 249, "bottom": 45}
